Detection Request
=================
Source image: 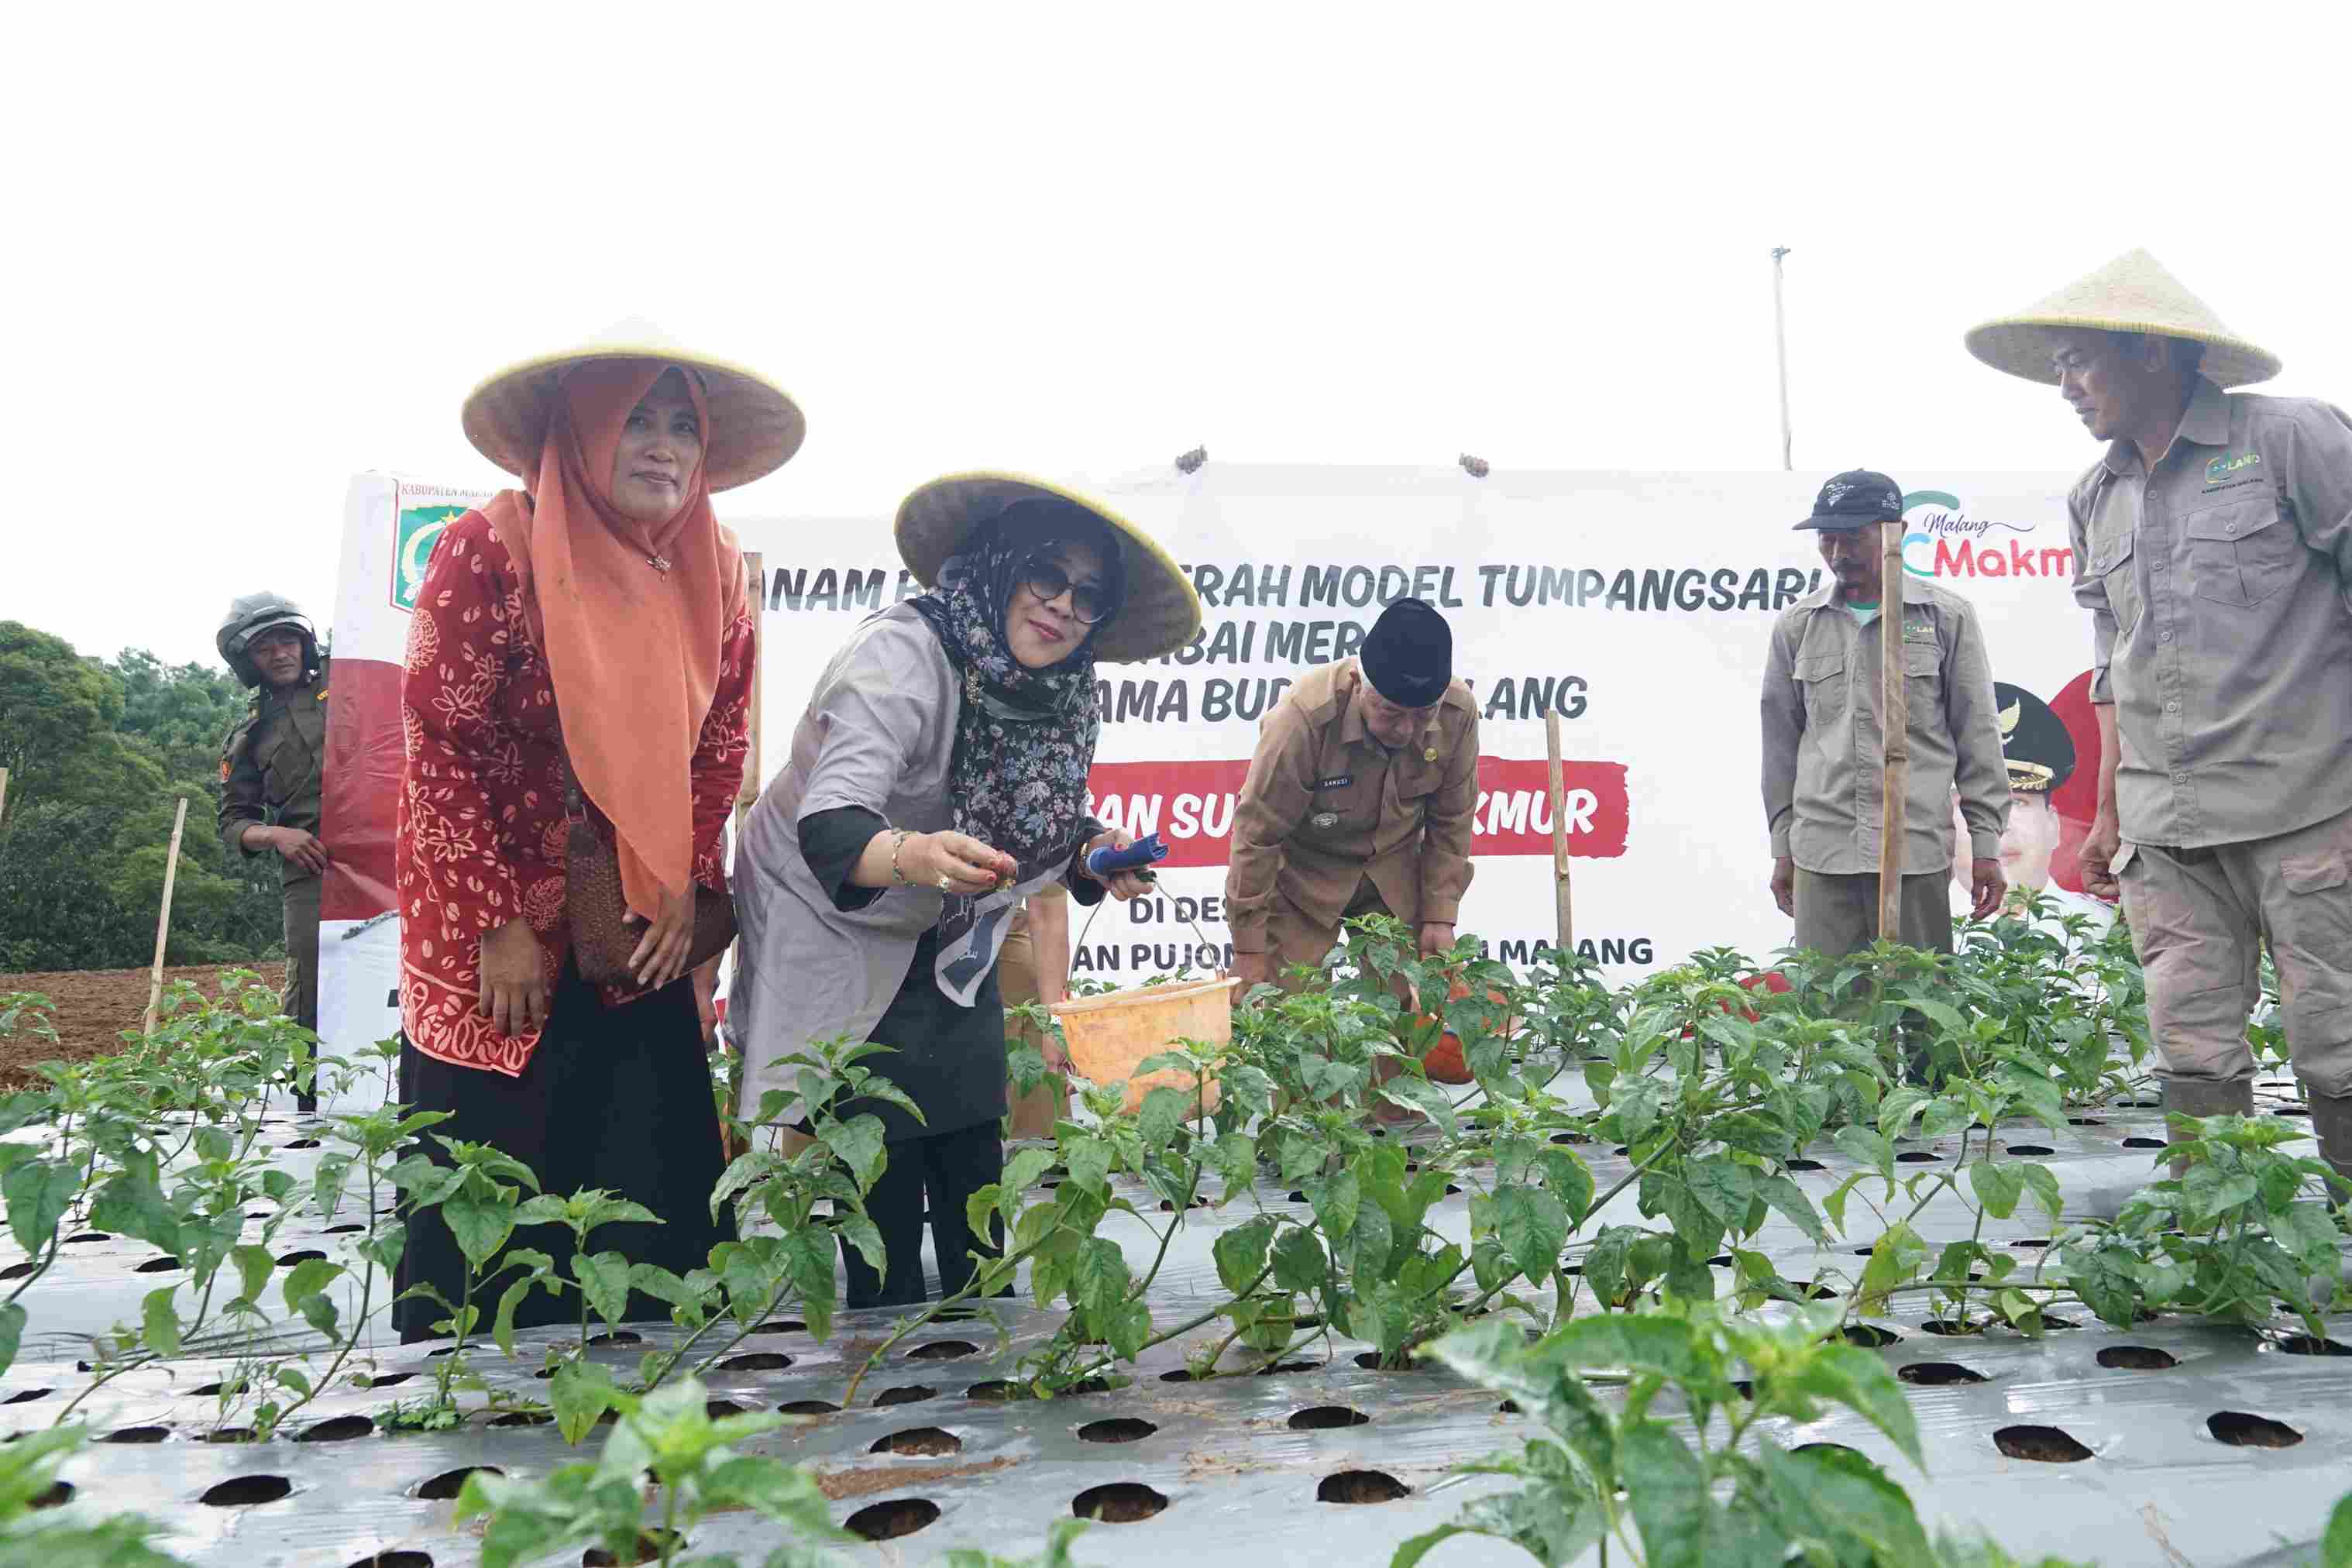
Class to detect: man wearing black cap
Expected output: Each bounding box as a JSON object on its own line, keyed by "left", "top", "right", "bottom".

{"left": 1227, "top": 597, "right": 1480, "bottom": 994}
{"left": 1762, "top": 471, "right": 2010, "bottom": 961}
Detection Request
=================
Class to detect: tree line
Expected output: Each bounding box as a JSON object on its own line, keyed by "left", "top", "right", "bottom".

{"left": 0, "top": 620, "right": 284, "bottom": 972}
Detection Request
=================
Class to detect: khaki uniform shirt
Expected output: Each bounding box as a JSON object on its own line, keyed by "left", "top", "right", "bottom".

{"left": 1761, "top": 583, "right": 2008, "bottom": 875}
{"left": 218, "top": 658, "right": 329, "bottom": 887}
{"left": 1225, "top": 658, "right": 1480, "bottom": 952}
{"left": 2069, "top": 378, "right": 2352, "bottom": 849}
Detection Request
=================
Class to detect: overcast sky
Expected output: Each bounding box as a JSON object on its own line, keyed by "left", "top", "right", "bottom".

{"left": 12, "top": 3, "right": 2347, "bottom": 669}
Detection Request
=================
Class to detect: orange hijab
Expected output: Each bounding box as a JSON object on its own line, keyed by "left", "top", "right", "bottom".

{"left": 483, "top": 359, "right": 744, "bottom": 921}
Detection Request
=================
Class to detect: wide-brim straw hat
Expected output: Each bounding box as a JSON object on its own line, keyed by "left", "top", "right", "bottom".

{"left": 462, "top": 316, "right": 804, "bottom": 492}
{"left": 896, "top": 472, "right": 1202, "bottom": 664}
{"left": 1965, "top": 248, "right": 2281, "bottom": 389}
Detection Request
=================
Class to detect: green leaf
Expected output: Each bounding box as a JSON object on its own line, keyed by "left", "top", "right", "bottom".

{"left": 442, "top": 1193, "right": 517, "bottom": 1267}
{"left": 1710, "top": 1110, "right": 1793, "bottom": 1158}
{"left": 1348, "top": 1198, "right": 1395, "bottom": 1278}
{"left": 1063, "top": 1134, "right": 1112, "bottom": 1196}
{"left": 1919, "top": 1096, "right": 1973, "bottom": 1140}
{"left": 1532, "top": 1147, "right": 1596, "bottom": 1226}
{"left": 1833, "top": 1126, "right": 1894, "bottom": 1183}
{"left": 1786, "top": 1343, "right": 1924, "bottom": 1467}
{"left": 1895, "top": 995, "right": 1971, "bottom": 1037}
{"left": 1876, "top": 1086, "right": 1931, "bottom": 1140}
{"left": 1967, "top": 1160, "right": 2025, "bottom": 1220}
{"left": 1619, "top": 1419, "right": 1715, "bottom": 1568}
{"left": 0, "top": 1302, "right": 22, "bottom": 1377}
{"left": 140, "top": 1286, "right": 181, "bottom": 1355}
{"left": 549, "top": 1359, "right": 620, "bottom": 1446}
{"left": 1002, "top": 1145, "right": 1057, "bottom": 1198}
{"left": 1683, "top": 1157, "right": 1758, "bottom": 1229}
{"left": 1312, "top": 1169, "right": 1360, "bottom": 1243}
{"left": 1755, "top": 1173, "right": 1829, "bottom": 1244}
{"left": 1272, "top": 1226, "right": 1326, "bottom": 1294}
{"left": 2323, "top": 1491, "right": 2352, "bottom": 1568}
{"left": 1072, "top": 1236, "right": 1130, "bottom": 1315}
{"left": 281, "top": 1257, "right": 345, "bottom": 1310}
{"left": 1212, "top": 1216, "right": 1277, "bottom": 1295}
{"left": 2019, "top": 1162, "right": 2065, "bottom": 1224}
{"left": 573, "top": 1251, "right": 633, "bottom": 1328}
{"left": 1490, "top": 1186, "right": 1570, "bottom": 1285}
{"left": 3, "top": 1158, "right": 77, "bottom": 1256}
{"left": 229, "top": 1243, "right": 273, "bottom": 1305}
{"left": 1139, "top": 1085, "right": 1193, "bottom": 1151}
{"left": 1755, "top": 1439, "right": 1932, "bottom": 1563}
{"left": 819, "top": 1114, "right": 887, "bottom": 1192}
{"left": 512, "top": 1194, "right": 570, "bottom": 1227}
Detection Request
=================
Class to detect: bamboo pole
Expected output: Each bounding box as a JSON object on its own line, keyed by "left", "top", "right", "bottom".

{"left": 1770, "top": 246, "right": 1794, "bottom": 472}
{"left": 1544, "top": 707, "right": 1573, "bottom": 956}
{"left": 143, "top": 797, "right": 189, "bottom": 1037}
{"left": 1876, "top": 528, "right": 1910, "bottom": 941}
{"left": 0, "top": 767, "right": 10, "bottom": 830}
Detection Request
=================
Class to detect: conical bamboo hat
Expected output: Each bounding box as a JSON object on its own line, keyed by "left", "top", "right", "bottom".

{"left": 1965, "top": 248, "right": 2279, "bottom": 388}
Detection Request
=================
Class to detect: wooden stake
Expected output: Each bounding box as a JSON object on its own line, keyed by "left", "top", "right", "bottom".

{"left": 1876, "top": 528, "right": 1910, "bottom": 942}
{"left": 143, "top": 797, "right": 189, "bottom": 1037}
{"left": 0, "top": 767, "right": 10, "bottom": 830}
{"left": 1545, "top": 707, "right": 1574, "bottom": 955}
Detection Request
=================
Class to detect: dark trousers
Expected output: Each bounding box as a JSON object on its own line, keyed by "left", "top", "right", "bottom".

{"left": 393, "top": 962, "right": 734, "bottom": 1342}
{"left": 844, "top": 1122, "right": 1005, "bottom": 1308}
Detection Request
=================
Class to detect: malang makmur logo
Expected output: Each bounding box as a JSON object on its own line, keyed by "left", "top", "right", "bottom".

{"left": 1898, "top": 490, "right": 2075, "bottom": 583}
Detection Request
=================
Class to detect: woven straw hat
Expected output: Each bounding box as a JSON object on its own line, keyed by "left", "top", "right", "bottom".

{"left": 462, "top": 317, "right": 804, "bottom": 491}
{"left": 1965, "top": 249, "right": 2280, "bottom": 389}
{"left": 896, "top": 472, "right": 1202, "bottom": 664}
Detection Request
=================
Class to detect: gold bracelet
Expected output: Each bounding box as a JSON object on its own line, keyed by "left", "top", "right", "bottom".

{"left": 889, "top": 829, "right": 914, "bottom": 885}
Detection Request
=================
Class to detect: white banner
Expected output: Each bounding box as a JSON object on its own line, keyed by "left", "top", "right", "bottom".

{"left": 320, "top": 465, "right": 2103, "bottom": 1050}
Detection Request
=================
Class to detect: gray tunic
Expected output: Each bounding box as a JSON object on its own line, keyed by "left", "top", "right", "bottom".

{"left": 731, "top": 603, "right": 1086, "bottom": 1128}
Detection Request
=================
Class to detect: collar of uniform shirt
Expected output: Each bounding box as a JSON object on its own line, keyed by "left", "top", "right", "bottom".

{"left": 2100, "top": 374, "right": 2231, "bottom": 477}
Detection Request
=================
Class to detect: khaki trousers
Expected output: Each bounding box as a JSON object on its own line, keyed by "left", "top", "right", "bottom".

{"left": 1793, "top": 869, "right": 1955, "bottom": 960}
{"left": 999, "top": 926, "right": 1065, "bottom": 1140}
{"left": 283, "top": 874, "right": 321, "bottom": 1113}
{"left": 2119, "top": 802, "right": 2352, "bottom": 1095}
{"left": 1267, "top": 877, "right": 1407, "bottom": 999}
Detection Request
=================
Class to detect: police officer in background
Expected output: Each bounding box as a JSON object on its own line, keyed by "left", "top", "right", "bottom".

{"left": 216, "top": 593, "right": 329, "bottom": 1112}
{"left": 1226, "top": 597, "right": 1480, "bottom": 994}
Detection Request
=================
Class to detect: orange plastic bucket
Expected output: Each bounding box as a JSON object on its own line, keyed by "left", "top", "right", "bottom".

{"left": 1048, "top": 976, "right": 1236, "bottom": 1115}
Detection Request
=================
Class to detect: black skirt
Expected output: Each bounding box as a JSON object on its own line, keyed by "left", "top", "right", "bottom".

{"left": 391, "top": 961, "right": 736, "bottom": 1343}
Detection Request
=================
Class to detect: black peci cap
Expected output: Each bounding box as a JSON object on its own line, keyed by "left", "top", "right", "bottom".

{"left": 1993, "top": 682, "right": 2075, "bottom": 793}
{"left": 1361, "top": 597, "right": 1453, "bottom": 707}
{"left": 1796, "top": 469, "right": 1905, "bottom": 532}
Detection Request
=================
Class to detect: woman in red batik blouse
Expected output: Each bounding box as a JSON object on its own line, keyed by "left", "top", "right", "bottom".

{"left": 391, "top": 322, "right": 800, "bottom": 1341}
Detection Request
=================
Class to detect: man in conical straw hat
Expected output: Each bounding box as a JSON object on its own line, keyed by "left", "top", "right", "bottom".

{"left": 1968, "top": 249, "right": 2352, "bottom": 1179}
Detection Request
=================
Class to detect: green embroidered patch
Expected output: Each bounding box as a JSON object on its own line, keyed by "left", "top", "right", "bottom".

{"left": 2206, "top": 451, "right": 2261, "bottom": 483}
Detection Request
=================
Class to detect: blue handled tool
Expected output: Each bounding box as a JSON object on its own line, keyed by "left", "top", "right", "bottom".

{"left": 1087, "top": 832, "right": 1169, "bottom": 879}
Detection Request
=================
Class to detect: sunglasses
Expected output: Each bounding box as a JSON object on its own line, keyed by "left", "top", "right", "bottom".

{"left": 1020, "top": 555, "right": 1115, "bottom": 625}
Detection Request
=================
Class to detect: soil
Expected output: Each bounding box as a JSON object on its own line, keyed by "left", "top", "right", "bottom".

{"left": 813, "top": 1456, "right": 1016, "bottom": 1502}
{"left": 0, "top": 963, "right": 285, "bottom": 1087}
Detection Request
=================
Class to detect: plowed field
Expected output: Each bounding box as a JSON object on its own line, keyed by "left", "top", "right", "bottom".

{"left": 0, "top": 962, "right": 286, "bottom": 1087}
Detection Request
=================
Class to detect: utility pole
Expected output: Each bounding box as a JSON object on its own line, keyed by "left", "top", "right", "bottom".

{"left": 1771, "top": 246, "right": 1793, "bottom": 472}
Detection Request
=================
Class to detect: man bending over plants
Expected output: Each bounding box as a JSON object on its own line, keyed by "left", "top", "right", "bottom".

{"left": 1226, "top": 597, "right": 1480, "bottom": 1000}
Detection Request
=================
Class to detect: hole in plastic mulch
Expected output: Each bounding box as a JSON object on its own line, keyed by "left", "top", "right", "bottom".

{"left": 1840, "top": 1326, "right": 1900, "bottom": 1348}
{"left": 1797, "top": 1442, "right": 1865, "bottom": 1459}
{"left": 1073, "top": 1481, "right": 1169, "bottom": 1522}
{"left": 101, "top": 1425, "right": 170, "bottom": 1443}
{"left": 2004, "top": 1144, "right": 2055, "bottom": 1156}
{"left": 874, "top": 1384, "right": 937, "bottom": 1407}
{"left": 2279, "top": 1335, "right": 2352, "bottom": 1357}
{"left": 2098, "top": 1346, "right": 2178, "bottom": 1370}
{"left": 1920, "top": 1319, "right": 1983, "bottom": 1337}
{"left": 846, "top": 1498, "right": 941, "bottom": 1541}
{"left": 360, "top": 1372, "right": 414, "bottom": 1389}
{"left": 753, "top": 1319, "right": 806, "bottom": 1335}
{"left": 2121, "top": 1136, "right": 2168, "bottom": 1150}
{"left": 870, "top": 1425, "right": 961, "bottom": 1456}
{"left": 1079, "top": 1417, "right": 1159, "bottom": 1443}
{"left": 30, "top": 1480, "right": 71, "bottom": 1509}
{"left": 323, "top": 1223, "right": 366, "bottom": 1234}
{"left": 190, "top": 1380, "right": 248, "bottom": 1398}
{"left": 490, "top": 1411, "right": 553, "bottom": 1428}
{"left": 347, "top": 1553, "right": 434, "bottom": 1568}
{"left": 717, "top": 1352, "right": 793, "bottom": 1373}
{"left": 201, "top": 1474, "right": 294, "bottom": 1506}
{"left": 2008, "top": 1238, "right": 2053, "bottom": 1249}
{"left": 1549, "top": 1131, "right": 1591, "bottom": 1145}
{"left": 906, "top": 1340, "right": 980, "bottom": 1361}
{"left": 1318, "top": 1470, "right": 1410, "bottom": 1504}
{"left": 0, "top": 1263, "right": 34, "bottom": 1281}
{"left": 1286, "top": 1191, "right": 1309, "bottom": 1203}
{"left": 779, "top": 1400, "right": 840, "bottom": 1416}
{"left": 1353, "top": 1352, "right": 1419, "bottom": 1371}
{"left": 588, "top": 1332, "right": 645, "bottom": 1347}
{"left": 2065, "top": 1118, "right": 2104, "bottom": 1127}
{"left": 295, "top": 1415, "right": 376, "bottom": 1442}
{"left": 63, "top": 1233, "right": 111, "bottom": 1244}
{"left": 1899, "top": 1362, "right": 1988, "bottom": 1386}
{"left": 284, "top": 1139, "right": 322, "bottom": 1150}
{"left": 1895, "top": 1151, "right": 1941, "bottom": 1164}
{"left": 1255, "top": 1360, "right": 1319, "bottom": 1377}
{"left": 1288, "top": 1406, "right": 1370, "bottom": 1431}
{"left": 134, "top": 1257, "right": 182, "bottom": 1274}
{"left": 275, "top": 1250, "right": 328, "bottom": 1266}
{"left": 1994, "top": 1425, "right": 2093, "bottom": 1463}
{"left": 703, "top": 1400, "right": 746, "bottom": 1418}
{"left": 205, "top": 1429, "right": 258, "bottom": 1444}
{"left": 965, "top": 1381, "right": 1030, "bottom": 1402}
{"left": 2, "top": 1388, "right": 50, "bottom": 1405}
{"left": 582, "top": 1531, "right": 680, "bottom": 1566}
{"left": 416, "top": 1466, "right": 500, "bottom": 1501}
{"left": 2209, "top": 1411, "right": 2303, "bottom": 1448}
{"left": 1785, "top": 1158, "right": 1827, "bottom": 1171}
{"left": 1500, "top": 1398, "right": 1523, "bottom": 1413}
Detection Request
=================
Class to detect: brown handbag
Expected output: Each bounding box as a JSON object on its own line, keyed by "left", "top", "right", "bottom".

{"left": 560, "top": 751, "right": 737, "bottom": 987}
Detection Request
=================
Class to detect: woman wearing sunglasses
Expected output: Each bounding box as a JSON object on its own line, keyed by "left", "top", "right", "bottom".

{"left": 731, "top": 473, "right": 1201, "bottom": 1307}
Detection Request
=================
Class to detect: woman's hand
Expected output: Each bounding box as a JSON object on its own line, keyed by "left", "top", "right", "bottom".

{"left": 910, "top": 831, "right": 1015, "bottom": 896}
{"left": 692, "top": 954, "right": 724, "bottom": 1045}
{"left": 478, "top": 919, "right": 550, "bottom": 1036}
{"left": 1079, "top": 829, "right": 1154, "bottom": 902}
{"left": 626, "top": 885, "right": 696, "bottom": 991}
